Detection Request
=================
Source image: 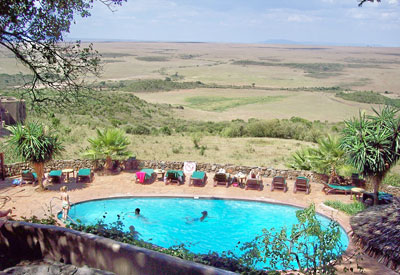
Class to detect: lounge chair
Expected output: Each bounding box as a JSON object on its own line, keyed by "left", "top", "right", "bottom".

{"left": 21, "top": 170, "right": 38, "bottom": 184}
{"left": 271, "top": 176, "right": 287, "bottom": 192}
{"left": 77, "top": 168, "right": 93, "bottom": 183}
{"left": 135, "top": 168, "right": 155, "bottom": 184}
{"left": 213, "top": 173, "right": 229, "bottom": 187}
{"left": 165, "top": 170, "right": 185, "bottom": 185}
{"left": 293, "top": 177, "right": 310, "bottom": 194}
{"left": 190, "top": 171, "right": 207, "bottom": 187}
{"left": 245, "top": 177, "right": 262, "bottom": 191}
{"left": 362, "top": 192, "right": 393, "bottom": 205}
{"left": 322, "top": 183, "right": 354, "bottom": 195}
{"left": 48, "top": 170, "right": 63, "bottom": 183}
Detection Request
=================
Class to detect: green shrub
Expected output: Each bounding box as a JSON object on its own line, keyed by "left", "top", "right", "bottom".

{"left": 132, "top": 125, "right": 151, "bottom": 135}
{"left": 160, "top": 126, "right": 172, "bottom": 136}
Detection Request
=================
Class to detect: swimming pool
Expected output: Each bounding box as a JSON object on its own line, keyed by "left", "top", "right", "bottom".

{"left": 65, "top": 197, "right": 349, "bottom": 269}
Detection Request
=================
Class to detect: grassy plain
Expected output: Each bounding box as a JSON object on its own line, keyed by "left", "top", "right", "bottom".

{"left": 1, "top": 42, "right": 400, "bottom": 169}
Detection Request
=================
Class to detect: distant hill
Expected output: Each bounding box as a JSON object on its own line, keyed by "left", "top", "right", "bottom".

{"left": 260, "top": 39, "right": 383, "bottom": 47}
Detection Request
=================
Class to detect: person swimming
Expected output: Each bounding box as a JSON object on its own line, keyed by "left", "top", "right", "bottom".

{"left": 185, "top": 211, "right": 208, "bottom": 224}
{"left": 126, "top": 208, "right": 149, "bottom": 223}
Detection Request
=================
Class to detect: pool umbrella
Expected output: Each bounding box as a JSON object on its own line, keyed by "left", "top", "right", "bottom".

{"left": 350, "top": 198, "right": 400, "bottom": 272}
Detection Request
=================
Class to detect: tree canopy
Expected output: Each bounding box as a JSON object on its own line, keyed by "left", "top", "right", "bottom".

{"left": 6, "top": 121, "right": 64, "bottom": 189}
{"left": 85, "top": 128, "right": 131, "bottom": 170}
{"left": 340, "top": 107, "right": 400, "bottom": 205}
{"left": 0, "top": 0, "right": 124, "bottom": 106}
{"left": 358, "top": 0, "right": 381, "bottom": 6}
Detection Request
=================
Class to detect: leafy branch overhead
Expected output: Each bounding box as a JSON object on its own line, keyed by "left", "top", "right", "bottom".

{"left": 358, "top": 0, "right": 381, "bottom": 6}
{"left": 0, "top": 0, "right": 125, "bottom": 106}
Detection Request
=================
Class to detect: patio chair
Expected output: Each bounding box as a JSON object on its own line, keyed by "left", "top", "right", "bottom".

{"left": 213, "top": 173, "right": 229, "bottom": 187}
{"left": 48, "top": 170, "right": 63, "bottom": 183}
{"left": 322, "top": 183, "right": 355, "bottom": 195}
{"left": 271, "top": 176, "right": 287, "bottom": 192}
{"left": 362, "top": 191, "right": 393, "bottom": 205}
{"left": 21, "top": 170, "right": 38, "bottom": 184}
{"left": 245, "top": 177, "right": 262, "bottom": 191}
{"left": 293, "top": 176, "right": 310, "bottom": 194}
{"left": 165, "top": 170, "right": 185, "bottom": 185}
{"left": 77, "top": 168, "right": 93, "bottom": 183}
{"left": 135, "top": 168, "right": 156, "bottom": 184}
{"left": 190, "top": 171, "right": 207, "bottom": 187}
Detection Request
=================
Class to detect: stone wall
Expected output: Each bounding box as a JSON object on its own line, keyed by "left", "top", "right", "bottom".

{"left": 5, "top": 159, "right": 318, "bottom": 182}
{"left": 0, "top": 221, "right": 233, "bottom": 275}
{"left": 4, "top": 159, "right": 106, "bottom": 178}
{"left": 4, "top": 159, "right": 400, "bottom": 195}
{"left": 139, "top": 160, "right": 318, "bottom": 181}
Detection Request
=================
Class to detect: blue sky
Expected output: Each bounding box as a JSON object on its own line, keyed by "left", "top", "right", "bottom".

{"left": 68, "top": 0, "right": 400, "bottom": 46}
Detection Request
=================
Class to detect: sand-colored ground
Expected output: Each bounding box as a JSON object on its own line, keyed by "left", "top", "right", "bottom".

{"left": 0, "top": 172, "right": 397, "bottom": 275}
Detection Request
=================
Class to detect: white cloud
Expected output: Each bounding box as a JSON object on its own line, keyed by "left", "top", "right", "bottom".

{"left": 287, "top": 14, "right": 315, "bottom": 23}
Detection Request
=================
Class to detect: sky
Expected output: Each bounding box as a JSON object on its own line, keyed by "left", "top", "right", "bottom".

{"left": 68, "top": 0, "right": 400, "bottom": 47}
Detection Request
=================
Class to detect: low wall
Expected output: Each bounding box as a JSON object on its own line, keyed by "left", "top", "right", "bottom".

{"left": 4, "top": 159, "right": 316, "bottom": 181}
{"left": 4, "top": 159, "right": 400, "bottom": 195}
{"left": 4, "top": 159, "right": 105, "bottom": 177}
{"left": 0, "top": 221, "right": 234, "bottom": 275}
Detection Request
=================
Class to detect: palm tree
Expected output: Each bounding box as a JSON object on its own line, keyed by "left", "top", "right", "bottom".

{"left": 340, "top": 107, "right": 400, "bottom": 205}
{"left": 310, "top": 135, "right": 346, "bottom": 185}
{"left": 287, "top": 135, "right": 346, "bottom": 185}
{"left": 85, "top": 128, "right": 131, "bottom": 171}
{"left": 286, "top": 147, "right": 314, "bottom": 171}
{"left": 7, "top": 122, "right": 64, "bottom": 190}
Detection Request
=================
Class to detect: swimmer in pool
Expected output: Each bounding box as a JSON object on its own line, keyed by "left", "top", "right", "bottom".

{"left": 126, "top": 208, "right": 149, "bottom": 222}
{"left": 185, "top": 211, "right": 208, "bottom": 224}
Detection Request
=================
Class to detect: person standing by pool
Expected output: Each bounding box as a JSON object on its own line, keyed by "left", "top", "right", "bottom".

{"left": 60, "top": 186, "right": 70, "bottom": 221}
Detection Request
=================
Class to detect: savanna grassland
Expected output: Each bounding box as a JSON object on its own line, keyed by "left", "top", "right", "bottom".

{"left": 1, "top": 42, "right": 400, "bottom": 169}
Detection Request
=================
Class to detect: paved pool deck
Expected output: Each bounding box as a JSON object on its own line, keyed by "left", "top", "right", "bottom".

{"left": 0, "top": 172, "right": 397, "bottom": 275}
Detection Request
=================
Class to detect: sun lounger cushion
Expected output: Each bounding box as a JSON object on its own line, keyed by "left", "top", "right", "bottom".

{"left": 192, "top": 171, "right": 205, "bottom": 179}
{"left": 166, "top": 170, "right": 184, "bottom": 178}
{"left": 49, "top": 170, "right": 62, "bottom": 177}
{"left": 77, "top": 168, "right": 91, "bottom": 177}
{"left": 141, "top": 169, "right": 154, "bottom": 179}
{"left": 23, "top": 170, "right": 37, "bottom": 179}
{"left": 327, "top": 184, "right": 354, "bottom": 191}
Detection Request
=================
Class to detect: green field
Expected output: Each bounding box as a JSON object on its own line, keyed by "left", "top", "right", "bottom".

{"left": 1, "top": 42, "right": 400, "bottom": 168}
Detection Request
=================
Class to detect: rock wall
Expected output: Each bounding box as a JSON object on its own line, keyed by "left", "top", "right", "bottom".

{"left": 0, "top": 221, "right": 232, "bottom": 275}
{"left": 4, "top": 159, "right": 400, "bottom": 195}
{"left": 4, "top": 159, "right": 105, "bottom": 177}
{"left": 138, "top": 160, "right": 317, "bottom": 181}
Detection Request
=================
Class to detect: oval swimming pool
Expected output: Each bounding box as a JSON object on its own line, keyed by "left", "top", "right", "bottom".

{"left": 66, "top": 197, "right": 349, "bottom": 268}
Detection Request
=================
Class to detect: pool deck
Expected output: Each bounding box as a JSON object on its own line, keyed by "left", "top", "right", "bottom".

{"left": 0, "top": 172, "right": 397, "bottom": 275}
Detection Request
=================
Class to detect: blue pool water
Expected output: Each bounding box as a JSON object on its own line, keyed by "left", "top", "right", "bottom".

{"left": 66, "top": 197, "right": 348, "bottom": 268}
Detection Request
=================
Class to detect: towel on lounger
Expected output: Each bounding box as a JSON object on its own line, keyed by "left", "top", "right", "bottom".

{"left": 136, "top": 172, "right": 146, "bottom": 183}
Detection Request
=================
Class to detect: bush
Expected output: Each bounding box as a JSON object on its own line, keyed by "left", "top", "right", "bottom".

{"left": 132, "top": 125, "right": 151, "bottom": 135}
{"left": 160, "top": 126, "right": 172, "bottom": 136}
